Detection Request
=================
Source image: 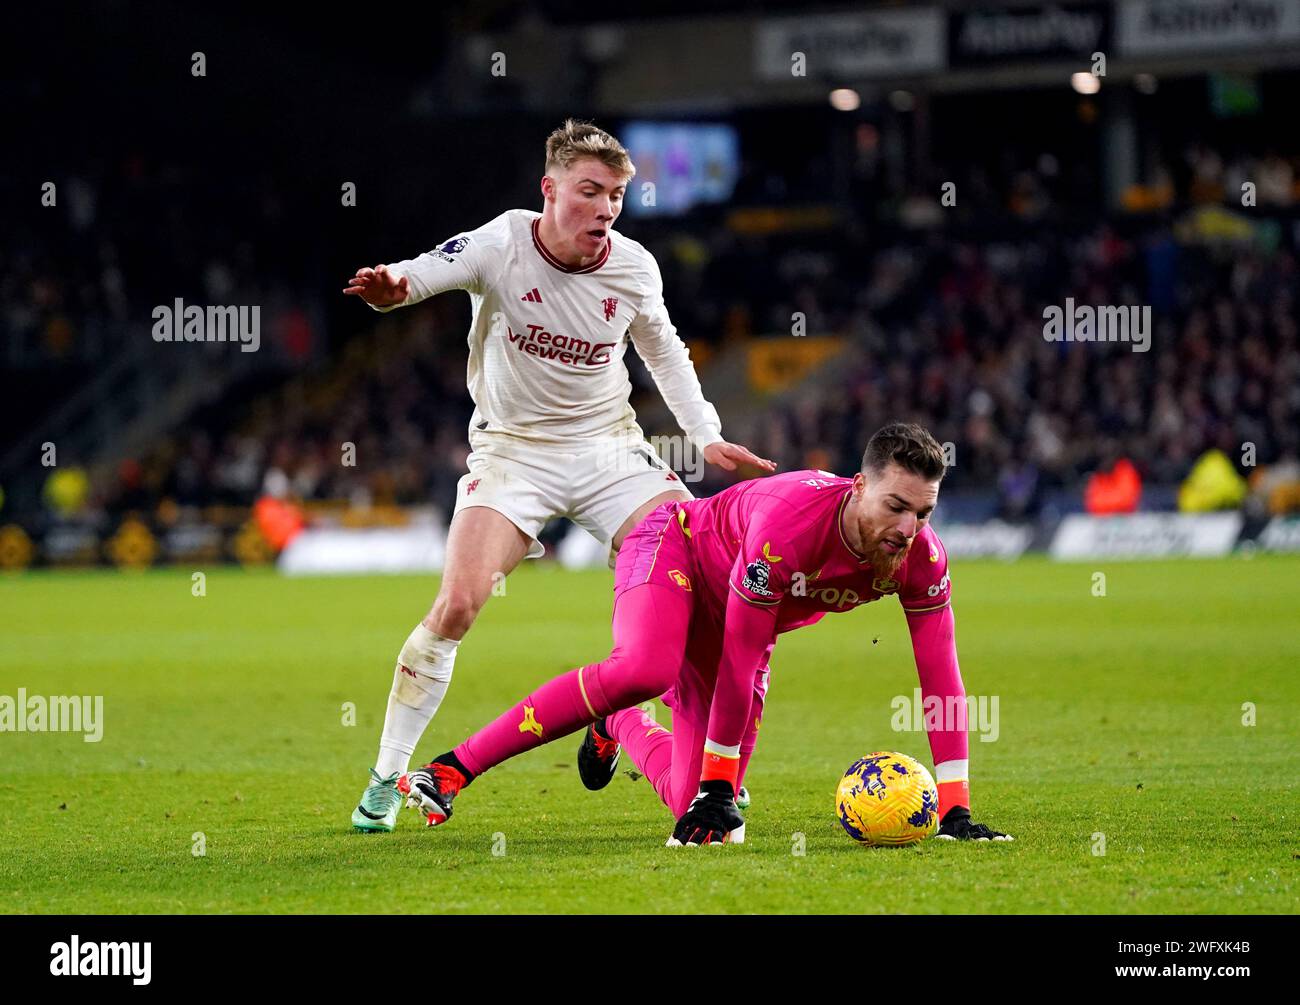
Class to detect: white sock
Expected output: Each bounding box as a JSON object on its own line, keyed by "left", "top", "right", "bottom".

{"left": 374, "top": 624, "right": 459, "bottom": 778}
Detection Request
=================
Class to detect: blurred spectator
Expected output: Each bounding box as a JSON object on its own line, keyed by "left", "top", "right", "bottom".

{"left": 42, "top": 467, "right": 90, "bottom": 517}
{"left": 1085, "top": 457, "right": 1142, "bottom": 515}
{"left": 1178, "top": 449, "right": 1249, "bottom": 512}
{"left": 1247, "top": 449, "right": 1300, "bottom": 516}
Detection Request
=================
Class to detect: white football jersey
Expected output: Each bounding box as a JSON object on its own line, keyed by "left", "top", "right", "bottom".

{"left": 374, "top": 209, "right": 723, "bottom": 450}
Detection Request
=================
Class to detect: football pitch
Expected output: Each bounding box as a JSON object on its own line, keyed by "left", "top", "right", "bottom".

{"left": 1, "top": 556, "right": 1296, "bottom": 914}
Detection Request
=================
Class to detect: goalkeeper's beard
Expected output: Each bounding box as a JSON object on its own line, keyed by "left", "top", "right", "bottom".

{"left": 868, "top": 533, "right": 912, "bottom": 578}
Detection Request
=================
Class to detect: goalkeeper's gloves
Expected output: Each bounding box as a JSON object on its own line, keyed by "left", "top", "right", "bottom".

{"left": 936, "top": 806, "right": 1014, "bottom": 841}
{"left": 667, "top": 780, "right": 745, "bottom": 847}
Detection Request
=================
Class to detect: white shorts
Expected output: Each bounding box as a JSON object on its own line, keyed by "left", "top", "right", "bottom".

{"left": 452, "top": 430, "right": 694, "bottom": 559}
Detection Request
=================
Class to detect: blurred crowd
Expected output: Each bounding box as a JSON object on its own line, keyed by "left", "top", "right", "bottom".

{"left": 94, "top": 303, "right": 476, "bottom": 520}
{"left": 66, "top": 212, "right": 1298, "bottom": 527}
{"left": 7, "top": 129, "right": 1300, "bottom": 527}
{"left": 3, "top": 162, "right": 323, "bottom": 368}
{"left": 726, "top": 225, "right": 1299, "bottom": 518}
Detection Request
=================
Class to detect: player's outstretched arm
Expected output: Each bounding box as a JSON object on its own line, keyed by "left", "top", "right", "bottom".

{"left": 905, "top": 598, "right": 1013, "bottom": 842}
{"left": 627, "top": 259, "right": 775, "bottom": 470}
{"left": 342, "top": 264, "right": 409, "bottom": 307}
{"left": 343, "top": 226, "right": 489, "bottom": 311}
{"left": 702, "top": 441, "right": 777, "bottom": 474}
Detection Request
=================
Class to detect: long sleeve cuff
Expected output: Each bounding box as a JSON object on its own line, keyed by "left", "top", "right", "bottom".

{"left": 691, "top": 424, "right": 724, "bottom": 454}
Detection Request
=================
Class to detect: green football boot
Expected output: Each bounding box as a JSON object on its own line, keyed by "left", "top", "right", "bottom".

{"left": 351, "top": 768, "right": 403, "bottom": 832}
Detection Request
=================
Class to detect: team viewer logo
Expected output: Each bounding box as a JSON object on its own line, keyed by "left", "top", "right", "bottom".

{"left": 505, "top": 324, "right": 616, "bottom": 368}
{"left": 602, "top": 297, "right": 619, "bottom": 321}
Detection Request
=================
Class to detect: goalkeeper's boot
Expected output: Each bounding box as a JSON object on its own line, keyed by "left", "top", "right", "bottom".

{"left": 351, "top": 768, "right": 403, "bottom": 832}
{"left": 404, "top": 754, "right": 470, "bottom": 827}
{"left": 577, "top": 719, "right": 621, "bottom": 791}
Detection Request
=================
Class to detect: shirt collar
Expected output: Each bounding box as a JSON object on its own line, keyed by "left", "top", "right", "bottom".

{"left": 531, "top": 218, "right": 611, "bottom": 275}
{"left": 836, "top": 486, "right": 871, "bottom": 565}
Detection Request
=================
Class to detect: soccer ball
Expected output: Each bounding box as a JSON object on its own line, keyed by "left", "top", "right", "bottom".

{"left": 836, "top": 752, "right": 939, "bottom": 847}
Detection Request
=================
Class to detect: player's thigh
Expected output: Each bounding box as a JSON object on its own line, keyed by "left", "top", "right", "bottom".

{"left": 613, "top": 489, "right": 691, "bottom": 552}
{"left": 435, "top": 506, "right": 533, "bottom": 608}
{"left": 608, "top": 504, "right": 697, "bottom": 675}
{"left": 569, "top": 435, "right": 693, "bottom": 551}
{"left": 433, "top": 447, "right": 564, "bottom": 615}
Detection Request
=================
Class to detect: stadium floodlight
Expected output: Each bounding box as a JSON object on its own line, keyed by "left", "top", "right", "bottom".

{"left": 1071, "top": 72, "right": 1101, "bottom": 95}
{"left": 829, "top": 88, "right": 861, "bottom": 112}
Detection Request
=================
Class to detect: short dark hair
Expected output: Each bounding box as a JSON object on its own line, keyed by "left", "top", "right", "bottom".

{"left": 861, "top": 422, "right": 947, "bottom": 482}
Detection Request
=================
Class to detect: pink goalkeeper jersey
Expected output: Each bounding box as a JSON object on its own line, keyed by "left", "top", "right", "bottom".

{"left": 676, "top": 470, "right": 954, "bottom": 751}
{"left": 679, "top": 470, "right": 952, "bottom": 631}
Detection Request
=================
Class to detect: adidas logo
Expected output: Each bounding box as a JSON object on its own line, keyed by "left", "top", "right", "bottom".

{"left": 520, "top": 288, "right": 543, "bottom": 303}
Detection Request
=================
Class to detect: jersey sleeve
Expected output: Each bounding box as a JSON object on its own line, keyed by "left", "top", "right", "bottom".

{"left": 704, "top": 588, "right": 779, "bottom": 752}
{"left": 708, "top": 510, "right": 798, "bottom": 753}
{"left": 626, "top": 254, "right": 723, "bottom": 452}
{"left": 898, "top": 528, "right": 952, "bottom": 615}
{"left": 370, "top": 217, "right": 500, "bottom": 312}
{"left": 905, "top": 604, "right": 970, "bottom": 818}
{"left": 727, "top": 512, "right": 801, "bottom": 608}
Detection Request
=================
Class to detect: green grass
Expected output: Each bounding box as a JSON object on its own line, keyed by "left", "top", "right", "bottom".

{"left": 0, "top": 556, "right": 1296, "bottom": 914}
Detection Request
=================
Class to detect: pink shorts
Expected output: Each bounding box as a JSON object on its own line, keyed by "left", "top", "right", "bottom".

{"left": 613, "top": 501, "right": 694, "bottom": 599}
{"left": 612, "top": 501, "right": 772, "bottom": 728}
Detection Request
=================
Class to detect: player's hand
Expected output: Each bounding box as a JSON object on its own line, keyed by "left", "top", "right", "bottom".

{"left": 667, "top": 780, "right": 745, "bottom": 846}
{"left": 935, "top": 806, "right": 1014, "bottom": 841}
{"left": 702, "top": 441, "right": 777, "bottom": 474}
{"left": 342, "top": 264, "right": 409, "bottom": 306}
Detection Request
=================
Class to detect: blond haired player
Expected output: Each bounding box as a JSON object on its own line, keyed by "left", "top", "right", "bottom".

{"left": 344, "top": 120, "right": 774, "bottom": 831}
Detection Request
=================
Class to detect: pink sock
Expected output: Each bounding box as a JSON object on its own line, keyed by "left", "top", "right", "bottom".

{"left": 455, "top": 667, "right": 593, "bottom": 777}
{"left": 607, "top": 707, "right": 675, "bottom": 808}
{"left": 454, "top": 583, "right": 689, "bottom": 778}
